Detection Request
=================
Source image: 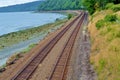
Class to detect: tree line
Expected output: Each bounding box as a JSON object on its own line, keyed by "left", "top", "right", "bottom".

{"left": 82, "top": 0, "right": 120, "bottom": 14}
{"left": 37, "top": 0, "right": 120, "bottom": 14}
{"left": 38, "top": 0, "right": 82, "bottom": 11}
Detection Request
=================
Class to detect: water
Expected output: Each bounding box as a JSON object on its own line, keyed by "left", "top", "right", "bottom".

{"left": 0, "top": 33, "right": 47, "bottom": 66}
{"left": 0, "top": 12, "right": 66, "bottom": 66}
{"left": 0, "top": 12, "right": 66, "bottom": 36}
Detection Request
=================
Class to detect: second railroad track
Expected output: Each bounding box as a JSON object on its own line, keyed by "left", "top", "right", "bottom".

{"left": 11, "top": 12, "right": 85, "bottom": 80}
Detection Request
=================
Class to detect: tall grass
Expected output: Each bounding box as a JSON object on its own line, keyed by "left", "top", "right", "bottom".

{"left": 89, "top": 10, "right": 120, "bottom": 80}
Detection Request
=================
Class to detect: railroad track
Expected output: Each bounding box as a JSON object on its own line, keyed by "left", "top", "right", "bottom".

{"left": 48, "top": 12, "right": 85, "bottom": 80}
{"left": 11, "top": 12, "right": 83, "bottom": 80}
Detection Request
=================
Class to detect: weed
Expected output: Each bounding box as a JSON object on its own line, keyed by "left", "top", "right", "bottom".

{"left": 104, "top": 14, "right": 117, "bottom": 22}
{"left": 105, "top": 3, "right": 114, "bottom": 9}
{"left": 112, "top": 4, "right": 120, "bottom": 12}
{"left": 97, "top": 59, "right": 106, "bottom": 75}
{"left": 99, "top": 59, "right": 106, "bottom": 69}
{"left": 105, "top": 3, "right": 120, "bottom": 12}
{"left": 96, "top": 19, "right": 105, "bottom": 30}
{"left": 116, "top": 31, "right": 120, "bottom": 38}
{"left": 68, "top": 13, "right": 73, "bottom": 20}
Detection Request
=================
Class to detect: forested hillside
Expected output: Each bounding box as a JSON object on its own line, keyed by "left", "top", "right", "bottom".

{"left": 38, "top": 0, "right": 82, "bottom": 11}
{"left": 0, "top": 1, "right": 43, "bottom": 12}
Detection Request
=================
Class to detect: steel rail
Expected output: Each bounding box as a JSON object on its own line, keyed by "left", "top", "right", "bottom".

{"left": 48, "top": 12, "right": 85, "bottom": 80}
{"left": 11, "top": 12, "right": 82, "bottom": 80}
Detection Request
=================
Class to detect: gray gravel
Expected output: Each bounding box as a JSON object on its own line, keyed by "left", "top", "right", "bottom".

{"left": 71, "top": 32, "right": 97, "bottom": 80}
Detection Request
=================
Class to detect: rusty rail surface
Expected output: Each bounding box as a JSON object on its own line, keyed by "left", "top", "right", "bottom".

{"left": 11, "top": 12, "right": 82, "bottom": 80}
{"left": 48, "top": 12, "right": 85, "bottom": 80}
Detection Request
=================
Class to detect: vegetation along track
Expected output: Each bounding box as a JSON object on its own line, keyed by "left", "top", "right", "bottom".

{"left": 48, "top": 12, "right": 86, "bottom": 80}
{"left": 11, "top": 12, "right": 83, "bottom": 80}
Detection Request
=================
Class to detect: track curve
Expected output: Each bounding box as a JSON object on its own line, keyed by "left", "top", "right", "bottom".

{"left": 48, "top": 12, "right": 85, "bottom": 80}
{"left": 11, "top": 12, "right": 83, "bottom": 80}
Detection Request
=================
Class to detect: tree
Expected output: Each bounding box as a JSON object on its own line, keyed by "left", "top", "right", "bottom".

{"left": 82, "top": 0, "right": 120, "bottom": 14}
{"left": 38, "top": 0, "right": 82, "bottom": 11}
{"left": 82, "top": 0, "right": 96, "bottom": 14}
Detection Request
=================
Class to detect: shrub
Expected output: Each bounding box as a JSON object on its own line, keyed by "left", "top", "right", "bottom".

{"left": 111, "top": 4, "right": 120, "bottom": 12}
{"left": 105, "top": 3, "right": 114, "bottom": 9}
{"left": 68, "top": 14, "right": 72, "bottom": 20}
{"left": 104, "top": 14, "right": 117, "bottom": 22}
{"left": 96, "top": 19, "right": 105, "bottom": 30}
{"left": 99, "top": 59, "right": 106, "bottom": 69}
{"left": 116, "top": 31, "right": 120, "bottom": 38}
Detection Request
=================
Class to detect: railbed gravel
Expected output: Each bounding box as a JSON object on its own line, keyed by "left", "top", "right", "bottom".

{"left": 67, "top": 30, "right": 97, "bottom": 80}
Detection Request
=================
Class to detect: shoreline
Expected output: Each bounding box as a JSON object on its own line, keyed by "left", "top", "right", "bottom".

{"left": 0, "top": 10, "right": 78, "bottom": 50}
{"left": 0, "top": 18, "right": 67, "bottom": 50}
{"left": 0, "top": 10, "right": 77, "bottom": 70}
{"left": 0, "top": 18, "right": 68, "bottom": 67}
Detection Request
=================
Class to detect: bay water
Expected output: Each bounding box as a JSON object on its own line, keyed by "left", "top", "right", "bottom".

{"left": 0, "top": 12, "right": 66, "bottom": 66}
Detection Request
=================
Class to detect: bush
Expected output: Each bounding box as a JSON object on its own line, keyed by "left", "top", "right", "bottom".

{"left": 105, "top": 3, "right": 114, "bottom": 9}
{"left": 96, "top": 19, "right": 105, "bottom": 30}
{"left": 104, "top": 14, "right": 117, "bottom": 22}
{"left": 105, "top": 3, "right": 120, "bottom": 12}
{"left": 112, "top": 4, "right": 120, "bottom": 12}
{"left": 68, "top": 14, "right": 72, "bottom": 20}
{"left": 99, "top": 59, "right": 106, "bottom": 69}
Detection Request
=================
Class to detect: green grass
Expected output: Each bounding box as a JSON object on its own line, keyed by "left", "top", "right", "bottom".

{"left": 104, "top": 14, "right": 117, "bottom": 22}
{"left": 112, "top": 4, "right": 120, "bottom": 12}
{"left": 97, "top": 59, "right": 106, "bottom": 74}
{"left": 105, "top": 3, "right": 114, "bottom": 9}
{"left": 106, "top": 3, "right": 120, "bottom": 12}
{"left": 96, "top": 14, "right": 118, "bottom": 30}
{"left": 20, "top": 43, "right": 38, "bottom": 53}
{"left": 89, "top": 9, "right": 120, "bottom": 80}
{"left": 68, "top": 13, "right": 73, "bottom": 20}
{"left": 96, "top": 19, "right": 105, "bottom": 30}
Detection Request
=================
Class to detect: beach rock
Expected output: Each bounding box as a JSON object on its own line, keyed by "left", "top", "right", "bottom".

{"left": 0, "top": 68, "right": 6, "bottom": 73}
{"left": 6, "top": 53, "right": 22, "bottom": 66}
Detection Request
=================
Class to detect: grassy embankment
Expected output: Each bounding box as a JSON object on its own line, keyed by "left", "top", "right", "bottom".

{"left": 88, "top": 3, "right": 120, "bottom": 80}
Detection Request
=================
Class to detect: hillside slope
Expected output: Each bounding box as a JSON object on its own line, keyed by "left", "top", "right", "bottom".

{"left": 0, "top": 1, "right": 43, "bottom": 12}
{"left": 88, "top": 10, "right": 120, "bottom": 80}
{"left": 38, "top": 0, "right": 82, "bottom": 11}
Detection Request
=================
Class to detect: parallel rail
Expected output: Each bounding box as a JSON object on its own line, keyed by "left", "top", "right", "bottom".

{"left": 11, "top": 12, "right": 82, "bottom": 80}
{"left": 48, "top": 12, "right": 85, "bottom": 80}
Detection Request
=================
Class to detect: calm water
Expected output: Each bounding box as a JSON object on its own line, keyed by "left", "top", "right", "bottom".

{"left": 0, "top": 12, "right": 66, "bottom": 66}
{"left": 0, "top": 12, "right": 66, "bottom": 36}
